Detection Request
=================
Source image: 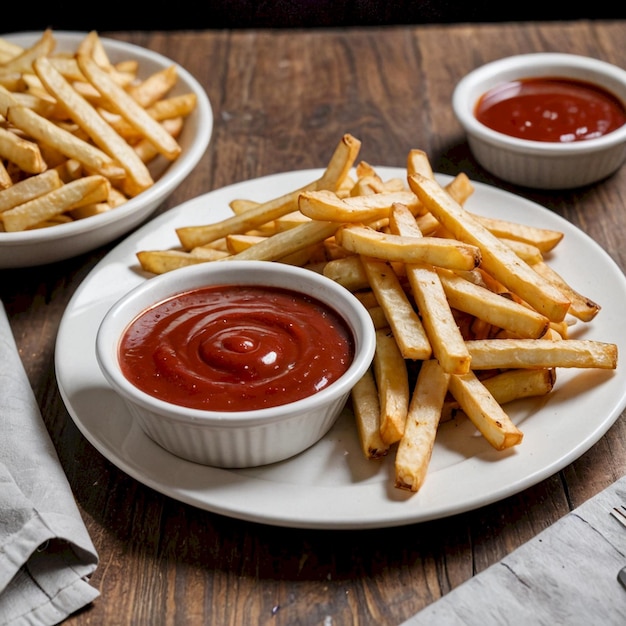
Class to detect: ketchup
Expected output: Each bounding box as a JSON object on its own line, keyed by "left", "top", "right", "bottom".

{"left": 475, "top": 77, "right": 626, "bottom": 142}
{"left": 119, "top": 285, "right": 355, "bottom": 412}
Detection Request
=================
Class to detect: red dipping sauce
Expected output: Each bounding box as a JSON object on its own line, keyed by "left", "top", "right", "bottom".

{"left": 475, "top": 77, "right": 626, "bottom": 142}
{"left": 119, "top": 284, "right": 355, "bottom": 412}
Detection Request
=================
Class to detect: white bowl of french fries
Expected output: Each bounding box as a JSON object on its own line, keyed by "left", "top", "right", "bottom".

{"left": 95, "top": 259, "right": 376, "bottom": 468}
{"left": 0, "top": 29, "right": 212, "bottom": 267}
{"left": 453, "top": 53, "right": 626, "bottom": 189}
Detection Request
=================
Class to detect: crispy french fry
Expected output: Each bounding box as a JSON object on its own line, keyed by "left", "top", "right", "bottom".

{"left": 0, "top": 169, "right": 62, "bottom": 213}
{"left": 176, "top": 133, "right": 361, "bottom": 249}
{"left": 437, "top": 268, "right": 550, "bottom": 339}
{"left": 136, "top": 249, "right": 211, "bottom": 274}
{"left": 0, "top": 127, "right": 46, "bottom": 173}
{"left": 531, "top": 260, "right": 601, "bottom": 322}
{"left": 466, "top": 338, "right": 618, "bottom": 370}
{"left": 442, "top": 368, "right": 556, "bottom": 421}
{"left": 1, "top": 174, "right": 109, "bottom": 231}
{"left": 7, "top": 104, "right": 126, "bottom": 180}
{"left": 395, "top": 359, "right": 450, "bottom": 492}
{"left": 361, "top": 256, "right": 431, "bottom": 360}
{"left": 474, "top": 214, "right": 564, "bottom": 252}
{"left": 351, "top": 368, "right": 390, "bottom": 460}
{"left": 448, "top": 371, "right": 524, "bottom": 450}
{"left": 322, "top": 255, "right": 369, "bottom": 290}
{"left": 409, "top": 172, "right": 571, "bottom": 322}
{"left": 389, "top": 202, "right": 471, "bottom": 375}
{"left": 34, "top": 56, "right": 154, "bottom": 196}
{"left": 335, "top": 224, "right": 482, "bottom": 271}
{"left": 299, "top": 188, "right": 419, "bottom": 222}
{"left": 373, "top": 328, "right": 409, "bottom": 445}
{"left": 77, "top": 54, "right": 181, "bottom": 161}
{"left": 0, "top": 29, "right": 55, "bottom": 73}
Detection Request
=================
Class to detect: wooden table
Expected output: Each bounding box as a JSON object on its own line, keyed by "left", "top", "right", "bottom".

{"left": 3, "top": 19, "right": 626, "bottom": 625}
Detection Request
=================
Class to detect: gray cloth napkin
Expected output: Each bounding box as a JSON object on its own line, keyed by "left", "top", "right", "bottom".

{"left": 403, "top": 474, "right": 626, "bottom": 625}
{"left": 0, "top": 302, "right": 99, "bottom": 625}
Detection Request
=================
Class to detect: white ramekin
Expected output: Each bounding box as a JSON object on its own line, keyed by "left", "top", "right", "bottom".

{"left": 452, "top": 53, "right": 626, "bottom": 189}
{"left": 96, "top": 260, "right": 376, "bottom": 468}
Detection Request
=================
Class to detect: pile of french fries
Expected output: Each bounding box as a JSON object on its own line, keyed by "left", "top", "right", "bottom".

{"left": 135, "top": 134, "right": 618, "bottom": 493}
{"left": 0, "top": 29, "right": 197, "bottom": 231}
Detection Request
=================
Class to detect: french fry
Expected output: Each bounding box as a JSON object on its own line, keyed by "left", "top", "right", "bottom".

{"left": 299, "top": 188, "right": 419, "bottom": 222}
{"left": 0, "top": 169, "right": 62, "bottom": 213}
{"left": 373, "top": 328, "right": 409, "bottom": 445}
{"left": 335, "top": 224, "right": 482, "bottom": 271}
{"left": 389, "top": 202, "right": 471, "bottom": 375}
{"left": 466, "top": 338, "right": 618, "bottom": 370}
{"left": 409, "top": 172, "right": 571, "bottom": 322}
{"left": 77, "top": 54, "right": 182, "bottom": 161}
{"left": 448, "top": 371, "right": 524, "bottom": 451}
{"left": 395, "top": 359, "right": 450, "bottom": 492}
{"left": 0, "top": 29, "right": 55, "bottom": 74}
{"left": 1, "top": 174, "right": 109, "bottom": 231}
{"left": 531, "top": 260, "right": 601, "bottom": 322}
{"left": 176, "top": 133, "right": 361, "bottom": 249}
{"left": 437, "top": 268, "right": 550, "bottom": 339}
{"left": 473, "top": 214, "right": 564, "bottom": 252}
{"left": 442, "top": 368, "right": 556, "bottom": 421}
{"left": 6, "top": 104, "right": 126, "bottom": 180}
{"left": 351, "top": 368, "right": 390, "bottom": 460}
{"left": 33, "top": 55, "right": 154, "bottom": 196}
{"left": 361, "top": 256, "right": 431, "bottom": 360}
{"left": 0, "top": 127, "right": 46, "bottom": 174}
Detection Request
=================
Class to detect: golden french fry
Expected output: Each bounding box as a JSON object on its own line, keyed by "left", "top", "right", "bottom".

{"left": 466, "top": 338, "right": 618, "bottom": 370}
{"left": 474, "top": 214, "right": 564, "bottom": 252}
{"left": 0, "top": 169, "right": 62, "bottom": 213}
{"left": 77, "top": 54, "right": 181, "bottom": 161}
{"left": 373, "top": 328, "right": 409, "bottom": 445}
{"left": 0, "top": 37, "right": 23, "bottom": 64}
{"left": 322, "top": 255, "right": 369, "bottom": 291}
{"left": 335, "top": 224, "right": 482, "bottom": 271}
{"left": 127, "top": 65, "right": 178, "bottom": 107}
{"left": 299, "top": 188, "right": 419, "bottom": 222}
{"left": 136, "top": 249, "right": 210, "bottom": 274}
{"left": 409, "top": 172, "right": 571, "bottom": 322}
{"left": 531, "top": 260, "right": 601, "bottom": 322}
{"left": 361, "top": 256, "right": 431, "bottom": 360}
{"left": 351, "top": 368, "right": 390, "bottom": 460}
{"left": 224, "top": 219, "right": 338, "bottom": 263}
{"left": 442, "top": 368, "right": 556, "bottom": 421}
{"left": 395, "top": 359, "right": 450, "bottom": 492}
{"left": 0, "top": 127, "right": 46, "bottom": 174}
{"left": 448, "top": 370, "right": 524, "bottom": 451}
{"left": 388, "top": 202, "right": 471, "bottom": 375}
{"left": 176, "top": 134, "right": 361, "bottom": 249}
{"left": 0, "top": 29, "right": 55, "bottom": 73}
{"left": 34, "top": 56, "right": 154, "bottom": 196}
{"left": 7, "top": 104, "right": 126, "bottom": 180}
{"left": 437, "top": 268, "right": 550, "bottom": 339}
{"left": 1, "top": 175, "right": 109, "bottom": 231}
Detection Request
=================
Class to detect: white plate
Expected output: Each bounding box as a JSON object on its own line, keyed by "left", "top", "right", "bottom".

{"left": 55, "top": 168, "right": 626, "bottom": 529}
{"left": 0, "top": 31, "right": 213, "bottom": 268}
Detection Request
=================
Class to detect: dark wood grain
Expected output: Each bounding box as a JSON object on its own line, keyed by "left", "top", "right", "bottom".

{"left": 2, "top": 20, "right": 626, "bottom": 626}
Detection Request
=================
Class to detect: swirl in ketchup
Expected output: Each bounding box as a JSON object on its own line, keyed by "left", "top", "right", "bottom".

{"left": 475, "top": 77, "right": 626, "bottom": 143}
{"left": 119, "top": 285, "right": 355, "bottom": 412}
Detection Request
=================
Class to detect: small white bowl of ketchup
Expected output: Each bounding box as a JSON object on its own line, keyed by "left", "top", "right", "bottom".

{"left": 96, "top": 260, "right": 376, "bottom": 468}
{"left": 452, "top": 53, "right": 626, "bottom": 189}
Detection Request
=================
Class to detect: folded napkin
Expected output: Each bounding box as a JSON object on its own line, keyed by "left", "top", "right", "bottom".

{"left": 0, "top": 302, "right": 99, "bottom": 626}
{"left": 403, "top": 474, "right": 626, "bottom": 625}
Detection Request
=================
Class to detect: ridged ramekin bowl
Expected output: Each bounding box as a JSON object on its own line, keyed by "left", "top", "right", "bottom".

{"left": 452, "top": 53, "right": 626, "bottom": 189}
{"left": 96, "top": 260, "right": 376, "bottom": 468}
